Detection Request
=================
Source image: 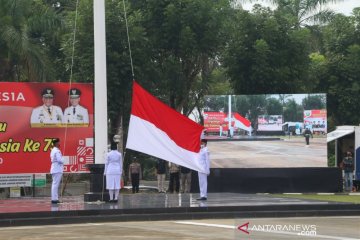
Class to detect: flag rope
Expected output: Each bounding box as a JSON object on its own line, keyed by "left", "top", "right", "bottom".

{"left": 122, "top": 0, "right": 135, "bottom": 80}
{"left": 63, "top": 0, "right": 79, "bottom": 155}
{"left": 61, "top": 0, "right": 80, "bottom": 200}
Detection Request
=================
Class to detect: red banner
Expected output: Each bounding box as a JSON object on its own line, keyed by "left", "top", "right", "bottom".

{"left": 0, "top": 82, "right": 94, "bottom": 174}
{"left": 303, "top": 109, "right": 327, "bottom": 133}
{"left": 204, "top": 112, "right": 226, "bottom": 132}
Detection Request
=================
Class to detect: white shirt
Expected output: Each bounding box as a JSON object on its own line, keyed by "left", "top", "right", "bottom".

{"left": 104, "top": 150, "right": 123, "bottom": 175}
{"left": 199, "top": 146, "right": 210, "bottom": 175}
{"left": 50, "top": 146, "right": 63, "bottom": 174}
{"left": 31, "top": 105, "right": 63, "bottom": 125}
{"left": 63, "top": 105, "right": 89, "bottom": 124}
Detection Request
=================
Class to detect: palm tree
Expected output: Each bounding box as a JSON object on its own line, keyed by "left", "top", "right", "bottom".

{"left": 0, "top": 0, "right": 63, "bottom": 82}
{"left": 240, "top": 0, "right": 344, "bottom": 28}
{"left": 278, "top": 94, "right": 292, "bottom": 106}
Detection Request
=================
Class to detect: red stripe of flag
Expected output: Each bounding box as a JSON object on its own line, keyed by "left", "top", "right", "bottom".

{"left": 131, "top": 81, "right": 204, "bottom": 153}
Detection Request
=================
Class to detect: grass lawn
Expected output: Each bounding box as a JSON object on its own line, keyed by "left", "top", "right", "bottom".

{"left": 272, "top": 194, "right": 360, "bottom": 204}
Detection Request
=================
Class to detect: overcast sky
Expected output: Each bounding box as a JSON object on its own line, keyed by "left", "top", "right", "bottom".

{"left": 268, "top": 94, "right": 326, "bottom": 105}
{"left": 241, "top": 0, "right": 360, "bottom": 16}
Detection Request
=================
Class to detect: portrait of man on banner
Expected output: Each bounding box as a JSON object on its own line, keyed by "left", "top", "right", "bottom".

{"left": 30, "top": 88, "right": 63, "bottom": 127}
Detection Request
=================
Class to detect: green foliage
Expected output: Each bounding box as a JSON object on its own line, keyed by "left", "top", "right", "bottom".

{"left": 283, "top": 99, "right": 303, "bottom": 122}
{"left": 61, "top": 0, "right": 94, "bottom": 83}
{"left": 224, "top": 6, "right": 311, "bottom": 94}
{"left": 302, "top": 95, "right": 326, "bottom": 110}
{"left": 316, "top": 12, "right": 360, "bottom": 127}
{"left": 204, "top": 95, "right": 228, "bottom": 112}
{"left": 207, "top": 68, "right": 232, "bottom": 95}
{"left": 0, "top": 0, "right": 63, "bottom": 82}
{"left": 266, "top": 98, "right": 282, "bottom": 115}
{"left": 246, "top": 0, "right": 341, "bottom": 27}
{"left": 133, "top": 0, "right": 232, "bottom": 112}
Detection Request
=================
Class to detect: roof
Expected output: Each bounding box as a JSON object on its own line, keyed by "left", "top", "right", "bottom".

{"left": 327, "top": 126, "right": 356, "bottom": 143}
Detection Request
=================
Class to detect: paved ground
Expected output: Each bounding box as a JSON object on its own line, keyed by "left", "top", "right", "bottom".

{"left": 0, "top": 193, "right": 336, "bottom": 214}
{"left": 208, "top": 137, "right": 327, "bottom": 168}
{"left": 0, "top": 216, "right": 359, "bottom": 240}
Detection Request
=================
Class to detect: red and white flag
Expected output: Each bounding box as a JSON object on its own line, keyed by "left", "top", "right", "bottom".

{"left": 234, "top": 113, "right": 252, "bottom": 132}
{"left": 126, "top": 81, "right": 206, "bottom": 173}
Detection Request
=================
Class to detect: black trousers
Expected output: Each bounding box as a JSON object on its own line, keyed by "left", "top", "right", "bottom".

{"left": 168, "top": 172, "right": 180, "bottom": 193}
{"left": 305, "top": 136, "right": 310, "bottom": 145}
{"left": 131, "top": 173, "right": 140, "bottom": 193}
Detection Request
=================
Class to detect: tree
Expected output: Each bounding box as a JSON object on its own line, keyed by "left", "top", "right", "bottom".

{"left": 0, "top": 0, "right": 63, "bottom": 82}
{"left": 323, "top": 14, "right": 357, "bottom": 55}
{"left": 204, "top": 95, "right": 228, "bottom": 112}
{"left": 266, "top": 97, "right": 282, "bottom": 115}
{"left": 302, "top": 94, "right": 326, "bottom": 109}
{"left": 241, "top": 0, "right": 342, "bottom": 28}
{"left": 133, "top": 0, "right": 232, "bottom": 113}
{"left": 235, "top": 95, "right": 268, "bottom": 124}
{"left": 224, "top": 6, "right": 311, "bottom": 94}
{"left": 283, "top": 99, "right": 303, "bottom": 122}
{"left": 315, "top": 12, "right": 360, "bottom": 127}
{"left": 278, "top": 94, "right": 292, "bottom": 106}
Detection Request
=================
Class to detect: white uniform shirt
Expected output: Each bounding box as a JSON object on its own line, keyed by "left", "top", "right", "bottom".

{"left": 104, "top": 150, "right": 123, "bottom": 175}
{"left": 199, "top": 146, "right": 210, "bottom": 175}
{"left": 50, "top": 146, "right": 64, "bottom": 174}
{"left": 63, "top": 105, "right": 89, "bottom": 124}
{"left": 31, "top": 105, "right": 63, "bottom": 124}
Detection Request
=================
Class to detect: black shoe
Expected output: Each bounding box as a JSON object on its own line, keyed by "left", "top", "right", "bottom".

{"left": 196, "top": 197, "right": 207, "bottom": 201}
{"left": 51, "top": 200, "right": 60, "bottom": 204}
{"left": 112, "top": 199, "right": 118, "bottom": 203}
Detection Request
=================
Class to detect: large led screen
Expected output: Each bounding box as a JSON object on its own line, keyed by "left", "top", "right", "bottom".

{"left": 203, "top": 94, "right": 327, "bottom": 168}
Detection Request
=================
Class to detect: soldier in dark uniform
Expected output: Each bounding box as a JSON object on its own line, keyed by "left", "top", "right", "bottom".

{"left": 304, "top": 127, "right": 313, "bottom": 146}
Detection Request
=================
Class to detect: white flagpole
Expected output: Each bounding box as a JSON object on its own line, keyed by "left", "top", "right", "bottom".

{"left": 228, "top": 95, "right": 232, "bottom": 136}
{"left": 94, "top": 0, "right": 108, "bottom": 164}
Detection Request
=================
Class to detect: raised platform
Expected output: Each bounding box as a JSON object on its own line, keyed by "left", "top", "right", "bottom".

{"left": 205, "top": 135, "right": 282, "bottom": 141}
{"left": 1, "top": 193, "right": 360, "bottom": 227}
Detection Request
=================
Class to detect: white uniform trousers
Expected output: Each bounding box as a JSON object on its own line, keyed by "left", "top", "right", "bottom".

{"left": 198, "top": 172, "right": 208, "bottom": 198}
{"left": 157, "top": 174, "right": 166, "bottom": 192}
{"left": 51, "top": 173, "right": 63, "bottom": 201}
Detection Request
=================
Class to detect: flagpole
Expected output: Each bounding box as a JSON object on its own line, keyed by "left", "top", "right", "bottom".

{"left": 228, "top": 95, "right": 231, "bottom": 137}
{"left": 94, "top": 0, "right": 108, "bottom": 164}
{"left": 84, "top": 0, "right": 108, "bottom": 202}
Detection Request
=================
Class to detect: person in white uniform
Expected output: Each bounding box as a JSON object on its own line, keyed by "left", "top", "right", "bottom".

{"left": 63, "top": 88, "right": 89, "bottom": 125}
{"left": 104, "top": 142, "right": 123, "bottom": 203}
{"left": 197, "top": 139, "right": 210, "bottom": 201}
{"left": 50, "top": 138, "right": 64, "bottom": 204}
{"left": 31, "top": 88, "right": 63, "bottom": 126}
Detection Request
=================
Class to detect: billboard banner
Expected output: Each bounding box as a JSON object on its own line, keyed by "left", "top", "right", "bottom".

{"left": 257, "top": 115, "right": 283, "bottom": 131}
{"left": 204, "top": 112, "right": 228, "bottom": 132}
{"left": 303, "top": 109, "right": 327, "bottom": 133}
{"left": 0, "top": 82, "right": 94, "bottom": 174}
{"left": 204, "top": 112, "right": 251, "bottom": 133}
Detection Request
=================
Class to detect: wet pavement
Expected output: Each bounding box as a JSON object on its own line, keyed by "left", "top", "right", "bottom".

{"left": 0, "top": 192, "right": 359, "bottom": 227}
{"left": 0, "top": 192, "right": 337, "bottom": 214}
